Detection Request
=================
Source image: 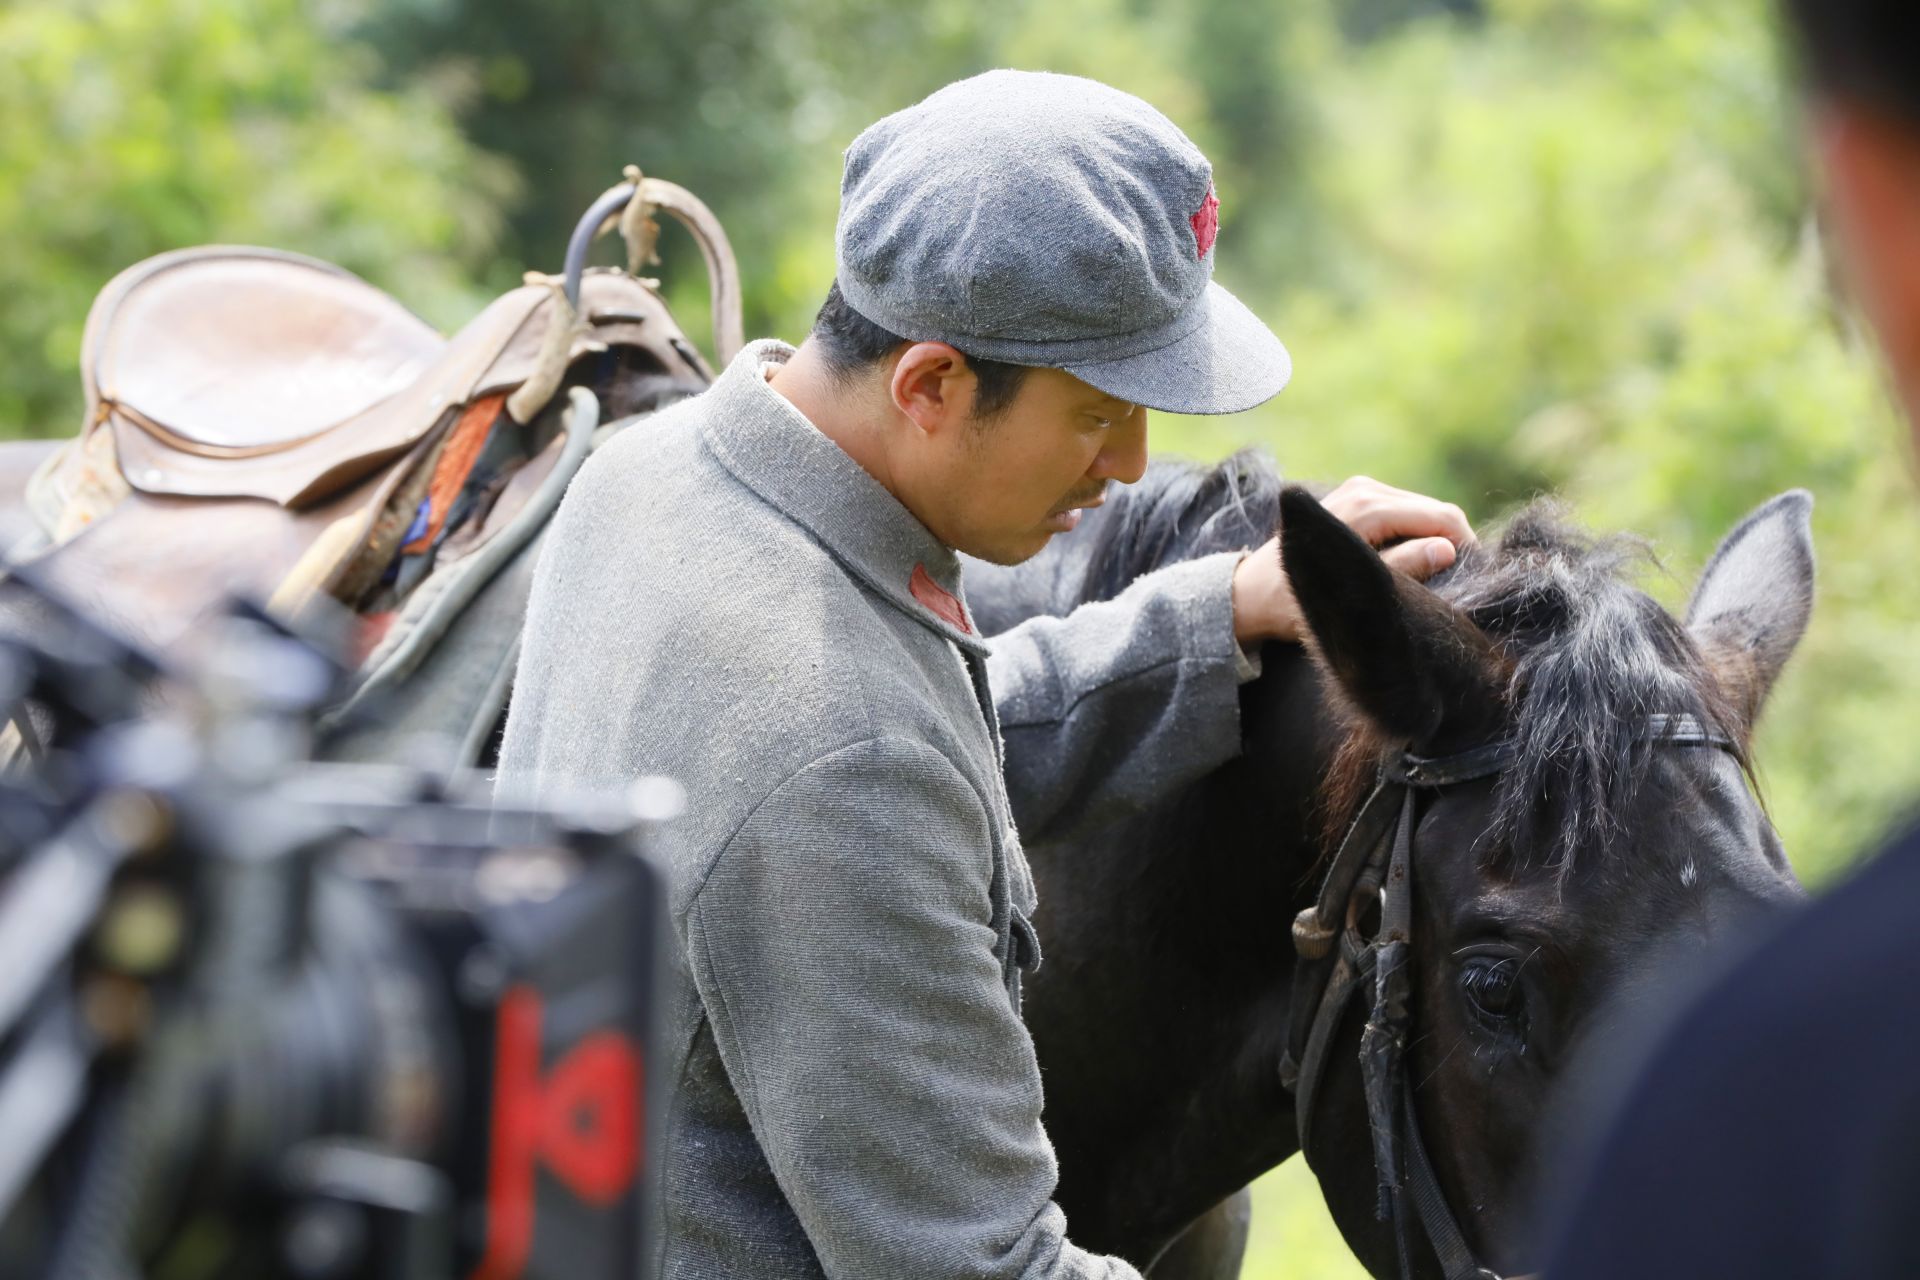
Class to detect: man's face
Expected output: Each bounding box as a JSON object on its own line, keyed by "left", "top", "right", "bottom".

{"left": 916, "top": 365, "right": 1150, "bottom": 566}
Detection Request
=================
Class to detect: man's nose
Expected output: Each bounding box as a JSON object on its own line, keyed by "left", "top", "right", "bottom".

{"left": 1091, "top": 409, "right": 1149, "bottom": 486}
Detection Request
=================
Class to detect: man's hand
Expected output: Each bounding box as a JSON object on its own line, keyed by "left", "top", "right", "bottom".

{"left": 1231, "top": 476, "right": 1473, "bottom": 648}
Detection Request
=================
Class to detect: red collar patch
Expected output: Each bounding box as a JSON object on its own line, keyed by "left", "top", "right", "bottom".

{"left": 1190, "top": 187, "right": 1220, "bottom": 260}
{"left": 909, "top": 563, "right": 971, "bottom": 634}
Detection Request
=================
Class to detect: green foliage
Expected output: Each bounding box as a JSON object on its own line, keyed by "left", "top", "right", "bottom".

{"left": 353, "top": 0, "right": 1019, "bottom": 332}
{"left": 0, "top": 0, "right": 511, "bottom": 436}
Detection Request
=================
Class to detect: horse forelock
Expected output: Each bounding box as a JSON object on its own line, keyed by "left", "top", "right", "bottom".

{"left": 1318, "top": 503, "right": 1754, "bottom": 876}
{"left": 1048, "top": 456, "right": 1752, "bottom": 877}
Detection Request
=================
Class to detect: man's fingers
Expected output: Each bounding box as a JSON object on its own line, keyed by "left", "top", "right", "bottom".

{"left": 1379, "top": 536, "right": 1458, "bottom": 582}
{"left": 1349, "top": 495, "right": 1473, "bottom": 549}
{"left": 1322, "top": 477, "right": 1475, "bottom": 551}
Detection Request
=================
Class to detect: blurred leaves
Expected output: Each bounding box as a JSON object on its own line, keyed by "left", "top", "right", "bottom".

{"left": 0, "top": 0, "right": 514, "bottom": 434}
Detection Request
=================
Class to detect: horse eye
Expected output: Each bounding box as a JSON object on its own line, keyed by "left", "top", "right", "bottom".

{"left": 1460, "top": 956, "right": 1524, "bottom": 1025}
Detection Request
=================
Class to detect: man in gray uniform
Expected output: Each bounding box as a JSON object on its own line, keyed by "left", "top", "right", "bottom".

{"left": 501, "top": 71, "right": 1471, "bottom": 1279}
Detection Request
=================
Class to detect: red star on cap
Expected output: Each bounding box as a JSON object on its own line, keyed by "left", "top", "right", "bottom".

{"left": 1190, "top": 187, "right": 1219, "bottom": 259}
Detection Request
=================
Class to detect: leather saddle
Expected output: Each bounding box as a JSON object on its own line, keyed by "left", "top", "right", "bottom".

{"left": 23, "top": 173, "right": 742, "bottom": 653}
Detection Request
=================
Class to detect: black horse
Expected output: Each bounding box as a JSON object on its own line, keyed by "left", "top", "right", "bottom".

{"left": 966, "top": 455, "right": 1813, "bottom": 1278}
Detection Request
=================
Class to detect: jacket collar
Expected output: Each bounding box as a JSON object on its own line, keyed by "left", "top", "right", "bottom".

{"left": 699, "top": 340, "right": 989, "bottom": 657}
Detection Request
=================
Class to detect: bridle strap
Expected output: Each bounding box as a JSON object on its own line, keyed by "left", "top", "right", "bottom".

{"left": 1403, "top": 1083, "right": 1496, "bottom": 1280}
{"left": 1281, "top": 712, "right": 1738, "bottom": 1280}
{"left": 1292, "top": 778, "right": 1402, "bottom": 961}
{"left": 1289, "top": 943, "right": 1375, "bottom": 1155}
{"left": 1389, "top": 739, "right": 1516, "bottom": 789}
{"left": 1359, "top": 795, "right": 1415, "bottom": 1226}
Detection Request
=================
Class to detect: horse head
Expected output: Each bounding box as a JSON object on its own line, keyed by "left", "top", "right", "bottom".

{"left": 1279, "top": 485, "right": 1813, "bottom": 1279}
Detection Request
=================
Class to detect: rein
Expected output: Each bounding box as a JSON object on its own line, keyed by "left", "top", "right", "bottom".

{"left": 1278, "top": 712, "right": 1738, "bottom": 1280}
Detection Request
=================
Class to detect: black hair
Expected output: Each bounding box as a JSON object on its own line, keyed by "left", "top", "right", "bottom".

{"left": 809, "top": 280, "right": 1030, "bottom": 419}
{"left": 1781, "top": 0, "right": 1920, "bottom": 126}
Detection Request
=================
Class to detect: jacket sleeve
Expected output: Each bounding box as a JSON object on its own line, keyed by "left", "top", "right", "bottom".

{"left": 986, "top": 549, "right": 1251, "bottom": 844}
{"left": 687, "top": 735, "right": 1139, "bottom": 1280}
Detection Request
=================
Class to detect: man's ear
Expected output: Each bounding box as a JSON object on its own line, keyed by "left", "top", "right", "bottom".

{"left": 1686, "top": 489, "right": 1815, "bottom": 733}
{"left": 1279, "top": 485, "right": 1500, "bottom": 750}
{"left": 889, "top": 342, "right": 973, "bottom": 434}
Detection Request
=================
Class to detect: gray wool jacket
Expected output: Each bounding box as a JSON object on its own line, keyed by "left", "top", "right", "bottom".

{"left": 497, "top": 341, "right": 1251, "bottom": 1280}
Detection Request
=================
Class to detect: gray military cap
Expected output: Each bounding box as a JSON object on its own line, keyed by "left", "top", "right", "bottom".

{"left": 835, "top": 70, "right": 1291, "bottom": 415}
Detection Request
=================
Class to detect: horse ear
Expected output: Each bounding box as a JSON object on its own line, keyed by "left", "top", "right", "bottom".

{"left": 1279, "top": 485, "right": 1499, "bottom": 749}
{"left": 1686, "top": 489, "right": 1815, "bottom": 730}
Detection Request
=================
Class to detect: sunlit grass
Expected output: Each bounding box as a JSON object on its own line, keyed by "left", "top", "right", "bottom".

{"left": 1241, "top": 1158, "right": 1371, "bottom": 1280}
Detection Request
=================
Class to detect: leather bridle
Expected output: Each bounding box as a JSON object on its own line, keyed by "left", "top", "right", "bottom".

{"left": 1278, "top": 713, "right": 1739, "bottom": 1280}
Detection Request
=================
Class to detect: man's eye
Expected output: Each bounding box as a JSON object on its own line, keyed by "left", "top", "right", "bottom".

{"left": 1087, "top": 416, "right": 1113, "bottom": 430}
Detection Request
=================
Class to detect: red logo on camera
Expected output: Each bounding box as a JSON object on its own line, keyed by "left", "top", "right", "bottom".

{"left": 470, "top": 986, "right": 643, "bottom": 1280}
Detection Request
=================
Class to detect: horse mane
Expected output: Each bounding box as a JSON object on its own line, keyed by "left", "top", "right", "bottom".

{"left": 1063, "top": 454, "right": 1749, "bottom": 873}
{"left": 1073, "top": 450, "right": 1284, "bottom": 604}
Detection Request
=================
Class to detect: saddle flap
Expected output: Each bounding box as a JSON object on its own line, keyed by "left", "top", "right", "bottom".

{"left": 18, "top": 442, "right": 427, "bottom": 655}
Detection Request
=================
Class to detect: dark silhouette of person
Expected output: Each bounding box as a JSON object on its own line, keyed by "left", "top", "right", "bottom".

{"left": 1538, "top": 4, "right": 1920, "bottom": 1276}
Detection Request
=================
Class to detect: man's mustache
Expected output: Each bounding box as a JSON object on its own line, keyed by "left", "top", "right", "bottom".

{"left": 1050, "top": 482, "right": 1110, "bottom": 516}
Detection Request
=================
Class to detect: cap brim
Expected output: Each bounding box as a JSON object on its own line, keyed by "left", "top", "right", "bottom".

{"left": 1063, "top": 281, "right": 1290, "bottom": 415}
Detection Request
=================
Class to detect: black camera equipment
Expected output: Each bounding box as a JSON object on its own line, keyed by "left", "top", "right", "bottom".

{"left": 0, "top": 571, "right": 671, "bottom": 1280}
